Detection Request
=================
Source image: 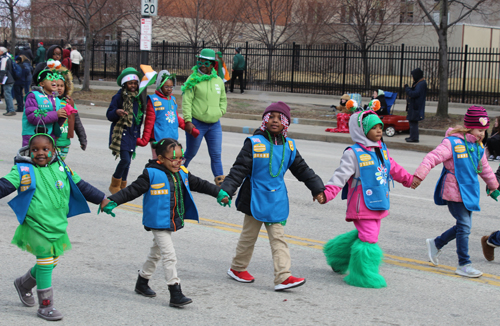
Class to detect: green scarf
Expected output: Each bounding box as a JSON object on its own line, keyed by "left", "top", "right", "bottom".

{"left": 109, "top": 88, "right": 138, "bottom": 157}
{"left": 181, "top": 66, "right": 218, "bottom": 93}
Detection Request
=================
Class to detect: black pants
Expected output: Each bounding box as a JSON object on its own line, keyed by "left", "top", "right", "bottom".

{"left": 71, "top": 63, "right": 81, "bottom": 80}
{"left": 230, "top": 70, "right": 244, "bottom": 92}
{"left": 487, "top": 135, "right": 500, "bottom": 157}
{"left": 409, "top": 120, "right": 419, "bottom": 140}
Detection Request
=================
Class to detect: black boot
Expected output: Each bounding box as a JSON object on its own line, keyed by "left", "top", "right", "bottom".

{"left": 135, "top": 274, "right": 156, "bottom": 297}
{"left": 168, "top": 283, "right": 192, "bottom": 307}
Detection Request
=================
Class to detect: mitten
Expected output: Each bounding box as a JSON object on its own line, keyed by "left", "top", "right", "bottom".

{"left": 98, "top": 201, "right": 118, "bottom": 217}
{"left": 217, "top": 189, "right": 231, "bottom": 207}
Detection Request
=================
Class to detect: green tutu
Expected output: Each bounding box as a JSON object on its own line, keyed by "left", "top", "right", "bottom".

{"left": 11, "top": 223, "right": 71, "bottom": 257}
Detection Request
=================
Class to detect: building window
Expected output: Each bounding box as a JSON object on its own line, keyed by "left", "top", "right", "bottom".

{"left": 400, "top": 0, "right": 414, "bottom": 23}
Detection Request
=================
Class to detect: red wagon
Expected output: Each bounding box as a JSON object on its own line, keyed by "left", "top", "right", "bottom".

{"left": 380, "top": 91, "right": 409, "bottom": 137}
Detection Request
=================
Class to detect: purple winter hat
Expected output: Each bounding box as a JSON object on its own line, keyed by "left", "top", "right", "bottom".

{"left": 464, "top": 106, "right": 490, "bottom": 129}
{"left": 262, "top": 101, "right": 291, "bottom": 122}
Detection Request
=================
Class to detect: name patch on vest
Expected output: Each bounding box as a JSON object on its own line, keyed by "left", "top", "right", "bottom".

{"left": 253, "top": 143, "right": 266, "bottom": 152}
{"left": 20, "top": 175, "right": 31, "bottom": 185}
{"left": 383, "top": 150, "right": 388, "bottom": 160}
{"left": 151, "top": 183, "right": 165, "bottom": 189}
{"left": 155, "top": 106, "right": 165, "bottom": 111}
{"left": 20, "top": 185, "right": 30, "bottom": 192}
{"left": 359, "top": 154, "right": 372, "bottom": 162}
{"left": 288, "top": 141, "right": 294, "bottom": 151}
{"left": 457, "top": 153, "right": 468, "bottom": 159}
{"left": 254, "top": 153, "right": 270, "bottom": 158}
{"left": 359, "top": 161, "right": 374, "bottom": 167}
{"left": 454, "top": 145, "right": 466, "bottom": 153}
{"left": 153, "top": 101, "right": 162, "bottom": 106}
{"left": 150, "top": 189, "right": 168, "bottom": 195}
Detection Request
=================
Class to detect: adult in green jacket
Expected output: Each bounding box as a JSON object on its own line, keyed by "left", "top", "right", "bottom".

{"left": 230, "top": 47, "right": 245, "bottom": 93}
{"left": 182, "top": 48, "right": 227, "bottom": 186}
{"left": 34, "top": 43, "right": 46, "bottom": 66}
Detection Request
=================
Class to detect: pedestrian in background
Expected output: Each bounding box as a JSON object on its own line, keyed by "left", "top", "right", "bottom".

{"left": 33, "top": 42, "right": 45, "bottom": 66}
{"left": 0, "top": 46, "right": 16, "bottom": 116}
{"left": 70, "top": 46, "right": 83, "bottom": 84}
{"left": 230, "top": 47, "right": 245, "bottom": 94}
{"left": 404, "top": 68, "right": 427, "bottom": 143}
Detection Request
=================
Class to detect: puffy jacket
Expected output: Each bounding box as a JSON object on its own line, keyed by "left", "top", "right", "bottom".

{"left": 414, "top": 128, "right": 499, "bottom": 203}
{"left": 221, "top": 129, "right": 325, "bottom": 217}
{"left": 323, "top": 112, "right": 414, "bottom": 220}
{"left": 182, "top": 71, "right": 227, "bottom": 124}
{"left": 34, "top": 46, "right": 46, "bottom": 64}
{"left": 233, "top": 53, "right": 245, "bottom": 70}
{"left": 106, "top": 88, "right": 143, "bottom": 152}
{"left": 405, "top": 68, "right": 427, "bottom": 122}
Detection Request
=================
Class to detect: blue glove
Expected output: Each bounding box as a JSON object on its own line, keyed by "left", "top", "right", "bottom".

{"left": 217, "top": 189, "right": 231, "bottom": 207}
{"left": 98, "top": 201, "right": 118, "bottom": 217}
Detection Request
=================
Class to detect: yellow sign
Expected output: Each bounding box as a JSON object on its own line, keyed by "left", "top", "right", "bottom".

{"left": 288, "top": 141, "right": 294, "bottom": 151}
{"left": 150, "top": 189, "right": 168, "bottom": 195}
{"left": 254, "top": 153, "right": 270, "bottom": 158}
{"left": 151, "top": 183, "right": 165, "bottom": 189}
{"left": 359, "top": 154, "right": 372, "bottom": 162}
{"left": 253, "top": 143, "right": 266, "bottom": 153}
{"left": 454, "top": 145, "right": 466, "bottom": 153}
{"left": 359, "top": 161, "right": 375, "bottom": 167}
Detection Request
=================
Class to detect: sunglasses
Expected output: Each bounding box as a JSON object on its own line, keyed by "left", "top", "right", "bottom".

{"left": 197, "top": 60, "right": 212, "bottom": 67}
{"left": 45, "top": 73, "right": 62, "bottom": 81}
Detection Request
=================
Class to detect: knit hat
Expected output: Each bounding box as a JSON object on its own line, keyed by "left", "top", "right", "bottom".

{"left": 156, "top": 69, "right": 176, "bottom": 90}
{"left": 464, "top": 106, "right": 490, "bottom": 129}
{"left": 39, "top": 42, "right": 43, "bottom": 46}
{"left": 341, "top": 94, "right": 350, "bottom": 101}
{"left": 216, "top": 51, "right": 222, "bottom": 57}
{"left": 117, "top": 67, "right": 142, "bottom": 87}
{"left": 235, "top": 47, "right": 241, "bottom": 53}
{"left": 362, "top": 112, "right": 384, "bottom": 135}
{"left": 197, "top": 49, "right": 216, "bottom": 61}
{"left": 262, "top": 101, "right": 291, "bottom": 122}
{"left": 378, "top": 89, "right": 384, "bottom": 96}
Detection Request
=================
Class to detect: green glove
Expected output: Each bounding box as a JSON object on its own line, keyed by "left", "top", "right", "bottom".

{"left": 100, "top": 201, "right": 118, "bottom": 217}
{"left": 217, "top": 189, "right": 231, "bottom": 207}
{"left": 487, "top": 188, "right": 500, "bottom": 202}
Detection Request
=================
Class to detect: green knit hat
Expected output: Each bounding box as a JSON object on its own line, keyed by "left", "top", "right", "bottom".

{"left": 362, "top": 113, "right": 384, "bottom": 135}
{"left": 197, "top": 49, "right": 216, "bottom": 61}
{"left": 117, "top": 67, "right": 142, "bottom": 87}
{"left": 216, "top": 51, "right": 222, "bottom": 57}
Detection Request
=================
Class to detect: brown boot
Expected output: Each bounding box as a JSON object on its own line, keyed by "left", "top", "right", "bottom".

{"left": 214, "top": 175, "right": 225, "bottom": 187}
{"left": 109, "top": 176, "right": 122, "bottom": 194}
{"left": 120, "top": 180, "right": 128, "bottom": 189}
{"left": 481, "top": 235, "right": 495, "bottom": 261}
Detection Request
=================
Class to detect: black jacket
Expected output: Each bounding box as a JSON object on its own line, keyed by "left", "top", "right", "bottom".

{"left": 221, "top": 129, "right": 325, "bottom": 217}
{"left": 108, "top": 160, "right": 220, "bottom": 232}
{"left": 33, "top": 45, "right": 63, "bottom": 85}
{"left": 405, "top": 68, "right": 427, "bottom": 122}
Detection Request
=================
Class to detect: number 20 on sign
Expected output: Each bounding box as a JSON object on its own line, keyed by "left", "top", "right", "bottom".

{"left": 141, "top": 0, "right": 157, "bottom": 16}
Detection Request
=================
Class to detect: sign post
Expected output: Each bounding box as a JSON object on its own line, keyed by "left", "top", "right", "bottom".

{"left": 139, "top": 0, "right": 157, "bottom": 101}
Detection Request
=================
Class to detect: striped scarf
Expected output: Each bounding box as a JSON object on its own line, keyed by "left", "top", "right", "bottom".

{"left": 109, "top": 89, "right": 138, "bottom": 156}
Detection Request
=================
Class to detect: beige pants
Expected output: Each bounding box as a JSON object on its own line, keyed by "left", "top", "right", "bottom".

{"left": 139, "top": 230, "right": 180, "bottom": 286}
{"left": 231, "top": 214, "right": 292, "bottom": 285}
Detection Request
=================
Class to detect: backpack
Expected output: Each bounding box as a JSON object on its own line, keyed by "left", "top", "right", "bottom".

{"left": 62, "top": 58, "right": 72, "bottom": 70}
{"left": 11, "top": 59, "right": 22, "bottom": 80}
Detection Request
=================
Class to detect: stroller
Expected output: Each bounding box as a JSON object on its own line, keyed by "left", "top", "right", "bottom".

{"left": 378, "top": 91, "right": 410, "bottom": 137}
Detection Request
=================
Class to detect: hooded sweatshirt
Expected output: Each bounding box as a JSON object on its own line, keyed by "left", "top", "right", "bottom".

{"left": 32, "top": 45, "right": 63, "bottom": 85}
{"left": 323, "top": 112, "right": 413, "bottom": 220}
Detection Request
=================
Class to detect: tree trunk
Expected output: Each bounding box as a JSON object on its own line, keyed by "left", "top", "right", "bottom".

{"left": 436, "top": 30, "right": 449, "bottom": 118}
{"left": 9, "top": 2, "right": 16, "bottom": 54}
{"left": 267, "top": 47, "right": 273, "bottom": 83}
{"left": 81, "top": 30, "right": 92, "bottom": 92}
{"left": 361, "top": 49, "right": 371, "bottom": 90}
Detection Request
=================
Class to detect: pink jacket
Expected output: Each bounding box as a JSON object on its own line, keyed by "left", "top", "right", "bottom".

{"left": 414, "top": 128, "right": 499, "bottom": 202}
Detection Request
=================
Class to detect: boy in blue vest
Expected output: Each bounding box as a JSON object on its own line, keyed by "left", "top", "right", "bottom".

{"left": 220, "top": 102, "right": 325, "bottom": 291}
{"left": 0, "top": 133, "right": 107, "bottom": 321}
{"left": 22, "top": 68, "right": 69, "bottom": 146}
{"left": 100, "top": 138, "right": 230, "bottom": 307}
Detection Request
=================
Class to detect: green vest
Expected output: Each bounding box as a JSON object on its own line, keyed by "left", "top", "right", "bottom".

{"left": 56, "top": 98, "right": 72, "bottom": 147}
{"left": 22, "top": 91, "right": 61, "bottom": 136}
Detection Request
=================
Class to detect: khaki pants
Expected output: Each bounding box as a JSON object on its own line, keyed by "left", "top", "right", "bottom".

{"left": 231, "top": 214, "right": 291, "bottom": 285}
{"left": 139, "top": 230, "right": 180, "bottom": 286}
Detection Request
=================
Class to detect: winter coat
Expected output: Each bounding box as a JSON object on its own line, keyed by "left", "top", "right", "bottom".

{"left": 62, "top": 49, "right": 72, "bottom": 70}
{"left": 34, "top": 46, "right": 46, "bottom": 65}
{"left": 233, "top": 53, "right": 245, "bottom": 70}
{"left": 221, "top": 129, "right": 325, "bottom": 217}
{"left": 108, "top": 160, "right": 220, "bottom": 232}
{"left": 405, "top": 68, "right": 427, "bottom": 122}
{"left": 375, "top": 94, "right": 388, "bottom": 116}
{"left": 106, "top": 88, "right": 143, "bottom": 152}
{"left": 70, "top": 49, "right": 83, "bottom": 65}
{"left": 0, "top": 53, "right": 14, "bottom": 85}
{"left": 33, "top": 45, "right": 63, "bottom": 85}
{"left": 414, "top": 128, "right": 499, "bottom": 203}
{"left": 19, "top": 47, "right": 34, "bottom": 63}
{"left": 323, "top": 112, "right": 414, "bottom": 221}
{"left": 182, "top": 72, "right": 227, "bottom": 124}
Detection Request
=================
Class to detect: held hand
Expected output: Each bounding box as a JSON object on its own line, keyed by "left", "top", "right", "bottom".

{"left": 116, "top": 109, "right": 128, "bottom": 117}
{"left": 487, "top": 188, "right": 500, "bottom": 201}
{"left": 66, "top": 96, "right": 75, "bottom": 107}
{"left": 185, "top": 121, "right": 194, "bottom": 134}
{"left": 100, "top": 198, "right": 110, "bottom": 211}
{"left": 217, "top": 189, "right": 232, "bottom": 207}
{"left": 313, "top": 192, "right": 326, "bottom": 204}
{"left": 80, "top": 143, "right": 87, "bottom": 151}
{"left": 99, "top": 200, "right": 118, "bottom": 217}
{"left": 411, "top": 176, "right": 422, "bottom": 189}
{"left": 57, "top": 108, "right": 67, "bottom": 118}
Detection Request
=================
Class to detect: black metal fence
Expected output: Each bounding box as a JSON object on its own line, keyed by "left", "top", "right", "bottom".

{"left": 11, "top": 39, "right": 500, "bottom": 105}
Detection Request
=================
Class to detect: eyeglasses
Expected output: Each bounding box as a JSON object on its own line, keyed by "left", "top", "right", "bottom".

{"left": 165, "top": 156, "right": 186, "bottom": 165}
{"left": 197, "top": 60, "right": 212, "bottom": 67}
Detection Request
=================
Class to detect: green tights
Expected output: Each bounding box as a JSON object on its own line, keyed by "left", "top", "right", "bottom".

{"left": 30, "top": 256, "right": 59, "bottom": 289}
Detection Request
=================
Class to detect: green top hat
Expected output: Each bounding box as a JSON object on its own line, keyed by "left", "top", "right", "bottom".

{"left": 117, "top": 67, "right": 143, "bottom": 87}
{"left": 197, "top": 49, "right": 216, "bottom": 61}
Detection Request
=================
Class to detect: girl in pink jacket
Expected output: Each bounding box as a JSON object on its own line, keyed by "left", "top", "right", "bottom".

{"left": 413, "top": 106, "right": 499, "bottom": 278}
{"left": 321, "top": 110, "right": 413, "bottom": 288}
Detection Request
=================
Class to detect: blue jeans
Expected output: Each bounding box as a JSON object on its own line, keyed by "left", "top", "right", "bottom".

{"left": 488, "top": 231, "right": 500, "bottom": 247}
{"left": 13, "top": 84, "right": 24, "bottom": 111}
{"left": 113, "top": 150, "right": 133, "bottom": 181}
{"left": 434, "top": 201, "right": 472, "bottom": 266}
{"left": 3, "top": 83, "right": 14, "bottom": 113}
{"left": 184, "top": 118, "right": 223, "bottom": 177}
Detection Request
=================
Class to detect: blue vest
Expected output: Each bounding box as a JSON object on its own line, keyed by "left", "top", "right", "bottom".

{"left": 142, "top": 167, "right": 198, "bottom": 229}
{"left": 21, "top": 91, "right": 61, "bottom": 136}
{"left": 148, "top": 95, "right": 179, "bottom": 141}
{"left": 239, "top": 134, "right": 296, "bottom": 223}
{"left": 8, "top": 162, "right": 90, "bottom": 225}
{"left": 344, "top": 143, "right": 392, "bottom": 211}
{"left": 434, "top": 136, "right": 483, "bottom": 211}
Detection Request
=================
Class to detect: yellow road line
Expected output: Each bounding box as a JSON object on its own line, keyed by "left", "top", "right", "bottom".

{"left": 119, "top": 203, "right": 500, "bottom": 286}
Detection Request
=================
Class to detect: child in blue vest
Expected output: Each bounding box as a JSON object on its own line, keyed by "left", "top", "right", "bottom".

{"left": 0, "top": 133, "right": 107, "bottom": 321}
{"left": 137, "top": 70, "right": 199, "bottom": 158}
{"left": 220, "top": 102, "right": 325, "bottom": 291}
{"left": 480, "top": 164, "right": 500, "bottom": 262}
{"left": 107, "top": 67, "right": 144, "bottom": 194}
{"left": 413, "top": 106, "right": 499, "bottom": 278}
{"left": 321, "top": 109, "right": 414, "bottom": 288}
{"left": 22, "top": 68, "right": 69, "bottom": 146}
{"left": 100, "top": 138, "right": 230, "bottom": 307}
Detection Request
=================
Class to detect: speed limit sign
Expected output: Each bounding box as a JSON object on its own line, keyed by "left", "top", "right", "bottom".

{"left": 141, "top": 0, "right": 157, "bottom": 16}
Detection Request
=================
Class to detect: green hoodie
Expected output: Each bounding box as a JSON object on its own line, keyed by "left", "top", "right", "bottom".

{"left": 233, "top": 53, "right": 245, "bottom": 70}
{"left": 182, "top": 72, "right": 227, "bottom": 123}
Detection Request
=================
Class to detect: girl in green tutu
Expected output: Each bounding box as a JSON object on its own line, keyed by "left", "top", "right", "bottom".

{"left": 0, "top": 133, "right": 108, "bottom": 320}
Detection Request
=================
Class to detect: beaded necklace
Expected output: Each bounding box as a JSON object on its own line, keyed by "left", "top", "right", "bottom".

{"left": 168, "top": 171, "right": 185, "bottom": 225}
{"left": 266, "top": 130, "right": 286, "bottom": 178}
{"left": 464, "top": 139, "right": 483, "bottom": 174}
{"left": 36, "top": 164, "right": 65, "bottom": 209}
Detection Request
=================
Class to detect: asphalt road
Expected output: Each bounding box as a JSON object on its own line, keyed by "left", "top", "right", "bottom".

{"left": 1, "top": 116, "right": 499, "bottom": 325}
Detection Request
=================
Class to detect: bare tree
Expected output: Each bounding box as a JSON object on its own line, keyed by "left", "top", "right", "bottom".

{"left": 327, "top": 0, "right": 408, "bottom": 90}
{"left": 47, "top": 0, "right": 136, "bottom": 91}
{"left": 290, "top": 0, "right": 338, "bottom": 47}
{"left": 0, "top": 0, "right": 29, "bottom": 50}
{"left": 207, "top": 0, "right": 244, "bottom": 52}
{"left": 241, "top": 0, "right": 295, "bottom": 82}
{"left": 416, "top": 0, "right": 491, "bottom": 117}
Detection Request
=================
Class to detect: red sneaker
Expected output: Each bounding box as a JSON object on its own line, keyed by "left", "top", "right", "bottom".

{"left": 274, "top": 276, "right": 306, "bottom": 291}
{"left": 227, "top": 269, "right": 255, "bottom": 283}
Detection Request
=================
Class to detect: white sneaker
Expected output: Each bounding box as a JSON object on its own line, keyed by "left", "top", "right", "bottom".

{"left": 455, "top": 264, "right": 483, "bottom": 278}
{"left": 495, "top": 156, "right": 500, "bottom": 161}
{"left": 426, "top": 238, "right": 441, "bottom": 266}
{"left": 488, "top": 155, "right": 495, "bottom": 161}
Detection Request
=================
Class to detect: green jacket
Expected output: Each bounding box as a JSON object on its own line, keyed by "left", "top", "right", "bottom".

{"left": 233, "top": 53, "right": 245, "bottom": 70}
{"left": 182, "top": 73, "right": 227, "bottom": 124}
{"left": 35, "top": 46, "right": 46, "bottom": 64}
